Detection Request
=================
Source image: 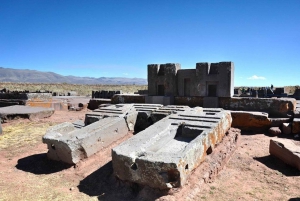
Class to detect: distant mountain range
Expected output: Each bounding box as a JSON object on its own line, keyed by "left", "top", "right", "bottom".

{"left": 0, "top": 67, "right": 147, "bottom": 85}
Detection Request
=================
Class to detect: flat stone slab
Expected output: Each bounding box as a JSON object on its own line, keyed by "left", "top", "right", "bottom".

{"left": 43, "top": 104, "right": 137, "bottom": 164}
{"left": 150, "top": 105, "right": 190, "bottom": 123}
{"left": 84, "top": 104, "right": 137, "bottom": 130}
{"left": 231, "top": 111, "right": 271, "bottom": 131}
{"left": 0, "top": 105, "right": 54, "bottom": 120}
{"left": 112, "top": 107, "right": 232, "bottom": 189}
{"left": 269, "top": 138, "right": 300, "bottom": 170}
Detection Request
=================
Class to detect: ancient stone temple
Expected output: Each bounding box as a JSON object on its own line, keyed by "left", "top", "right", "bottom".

{"left": 146, "top": 62, "right": 234, "bottom": 106}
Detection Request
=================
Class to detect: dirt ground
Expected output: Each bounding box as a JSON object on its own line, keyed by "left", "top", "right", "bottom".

{"left": 0, "top": 109, "right": 300, "bottom": 201}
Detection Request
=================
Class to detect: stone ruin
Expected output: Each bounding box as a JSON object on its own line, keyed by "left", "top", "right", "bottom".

{"left": 43, "top": 104, "right": 137, "bottom": 164}
{"left": 40, "top": 61, "right": 300, "bottom": 191}
{"left": 146, "top": 62, "right": 234, "bottom": 107}
{"left": 92, "top": 90, "right": 122, "bottom": 99}
{"left": 112, "top": 107, "right": 232, "bottom": 189}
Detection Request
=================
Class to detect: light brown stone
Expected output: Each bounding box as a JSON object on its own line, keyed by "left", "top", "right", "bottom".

{"left": 268, "top": 127, "right": 281, "bottom": 136}
{"left": 230, "top": 111, "right": 271, "bottom": 131}
{"left": 269, "top": 138, "right": 300, "bottom": 170}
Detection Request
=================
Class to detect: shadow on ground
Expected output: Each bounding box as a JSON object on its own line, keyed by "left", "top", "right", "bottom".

{"left": 289, "top": 198, "right": 300, "bottom": 201}
{"left": 254, "top": 155, "right": 300, "bottom": 176}
{"left": 78, "top": 161, "right": 167, "bottom": 201}
{"left": 16, "top": 153, "right": 71, "bottom": 174}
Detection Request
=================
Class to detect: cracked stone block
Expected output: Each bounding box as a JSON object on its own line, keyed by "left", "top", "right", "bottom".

{"left": 133, "top": 104, "right": 163, "bottom": 133}
{"left": 112, "top": 107, "right": 232, "bottom": 189}
{"left": 230, "top": 111, "right": 271, "bottom": 131}
{"left": 43, "top": 117, "right": 129, "bottom": 164}
{"left": 269, "top": 138, "right": 300, "bottom": 170}
{"left": 43, "top": 104, "right": 138, "bottom": 164}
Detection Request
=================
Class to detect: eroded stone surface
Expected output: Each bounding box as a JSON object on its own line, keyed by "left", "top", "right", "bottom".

{"left": 231, "top": 111, "right": 271, "bottom": 131}
{"left": 269, "top": 138, "right": 300, "bottom": 170}
{"left": 43, "top": 104, "right": 138, "bottom": 164}
{"left": 133, "top": 104, "right": 163, "bottom": 133}
{"left": 268, "top": 127, "right": 281, "bottom": 136}
{"left": 150, "top": 105, "right": 190, "bottom": 123}
{"left": 219, "top": 97, "right": 296, "bottom": 118}
{"left": 112, "top": 108, "right": 232, "bottom": 189}
{"left": 0, "top": 105, "right": 54, "bottom": 120}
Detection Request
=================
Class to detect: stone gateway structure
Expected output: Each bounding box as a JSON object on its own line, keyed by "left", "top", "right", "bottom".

{"left": 147, "top": 62, "right": 234, "bottom": 98}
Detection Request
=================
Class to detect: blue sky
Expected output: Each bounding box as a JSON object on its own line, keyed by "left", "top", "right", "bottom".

{"left": 0, "top": 0, "right": 299, "bottom": 86}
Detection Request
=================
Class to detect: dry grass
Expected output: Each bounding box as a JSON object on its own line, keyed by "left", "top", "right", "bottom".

{"left": 0, "top": 120, "right": 97, "bottom": 201}
{"left": 0, "top": 82, "right": 147, "bottom": 96}
{"left": 0, "top": 121, "right": 56, "bottom": 156}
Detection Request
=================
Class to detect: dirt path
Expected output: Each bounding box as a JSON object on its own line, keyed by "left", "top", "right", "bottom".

{"left": 0, "top": 110, "right": 300, "bottom": 201}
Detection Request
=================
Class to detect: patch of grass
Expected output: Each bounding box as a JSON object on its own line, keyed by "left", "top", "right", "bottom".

{"left": 0, "top": 121, "right": 57, "bottom": 156}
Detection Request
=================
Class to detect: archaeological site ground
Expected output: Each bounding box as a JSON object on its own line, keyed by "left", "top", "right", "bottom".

{"left": 0, "top": 62, "right": 300, "bottom": 201}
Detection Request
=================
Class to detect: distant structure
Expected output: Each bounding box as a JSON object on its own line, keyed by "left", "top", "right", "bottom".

{"left": 146, "top": 62, "right": 234, "bottom": 106}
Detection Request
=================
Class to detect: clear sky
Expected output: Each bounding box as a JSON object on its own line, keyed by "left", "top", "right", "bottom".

{"left": 0, "top": 0, "right": 299, "bottom": 86}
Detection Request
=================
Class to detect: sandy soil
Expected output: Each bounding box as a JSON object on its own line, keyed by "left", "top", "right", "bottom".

{"left": 0, "top": 109, "right": 300, "bottom": 201}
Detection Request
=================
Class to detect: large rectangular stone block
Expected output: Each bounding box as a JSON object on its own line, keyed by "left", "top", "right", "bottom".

{"left": 112, "top": 107, "right": 232, "bottom": 189}
{"left": 43, "top": 104, "right": 138, "bottom": 164}
{"left": 269, "top": 138, "right": 300, "bottom": 170}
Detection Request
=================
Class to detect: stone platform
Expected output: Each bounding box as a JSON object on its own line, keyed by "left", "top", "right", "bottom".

{"left": 0, "top": 105, "right": 54, "bottom": 121}
{"left": 112, "top": 107, "right": 232, "bottom": 189}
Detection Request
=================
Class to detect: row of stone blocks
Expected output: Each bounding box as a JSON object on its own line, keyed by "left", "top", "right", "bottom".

{"left": 42, "top": 104, "right": 232, "bottom": 189}
{"left": 92, "top": 90, "right": 121, "bottom": 99}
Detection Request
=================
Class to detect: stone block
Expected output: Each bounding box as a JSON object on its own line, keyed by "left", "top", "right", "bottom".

{"left": 0, "top": 105, "right": 54, "bottom": 121}
{"left": 219, "top": 97, "right": 296, "bottom": 118}
{"left": 150, "top": 105, "right": 190, "bottom": 123}
{"left": 230, "top": 111, "right": 271, "bottom": 131}
{"left": 292, "top": 118, "right": 300, "bottom": 134}
{"left": 112, "top": 108, "right": 232, "bottom": 189}
{"left": 268, "top": 127, "right": 281, "bottom": 136}
{"left": 145, "top": 96, "right": 174, "bottom": 105}
{"left": 43, "top": 104, "right": 138, "bottom": 164}
{"left": 111, "top": 94, "right": 146, "bottom": 104}
{"left": 174, "top": 96, "right": 204, "bottom": 107}
{"left": 269, "top": 138, "right": 300, "bottom": 170}
{"left": 85, "top": 104, "right": 137, "bottom": 129}
{"left": 133, "top": 104, "right": 163, "bottom": 133}
{"left": 269, "top": 118, "right": 291, "bottom": 127}
{"left": 203, "top": 97, "right": 218, "bottom": 108}
{"left": 43, "top": 117, "right": 129, "bottom": 164}
{"left": 87, "top": 99, "right": 111, "bottom": 110}
{"left": 282, "top": 123, "right": 292, "bottom": 134}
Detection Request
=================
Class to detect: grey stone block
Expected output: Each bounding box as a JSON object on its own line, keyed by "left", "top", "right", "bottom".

{"left": 112, "top": 107, "right": 232, "bottom": 189}
{"left": 43, "top": 104, "right": 138, "bottom": 164}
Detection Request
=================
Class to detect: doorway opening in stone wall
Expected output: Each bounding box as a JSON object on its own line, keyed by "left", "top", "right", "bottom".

{"left": 157, "top": 84, "right": 165, "bottom": 96}
{"left": 184, "top": 78, "right": 191, "bottom": 96}
{"left": 208, "top": 84, "right": 217, "bottom": 97}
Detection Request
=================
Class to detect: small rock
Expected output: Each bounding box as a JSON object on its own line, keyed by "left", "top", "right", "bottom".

{"left": 281, "top": 123, "right": 291, "bottom": 134}
{"left": 268, "top": 127, "right": 281, "bottom": 136}
{"left": 69, "top": 187, "right": 74, "bottom": 191}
